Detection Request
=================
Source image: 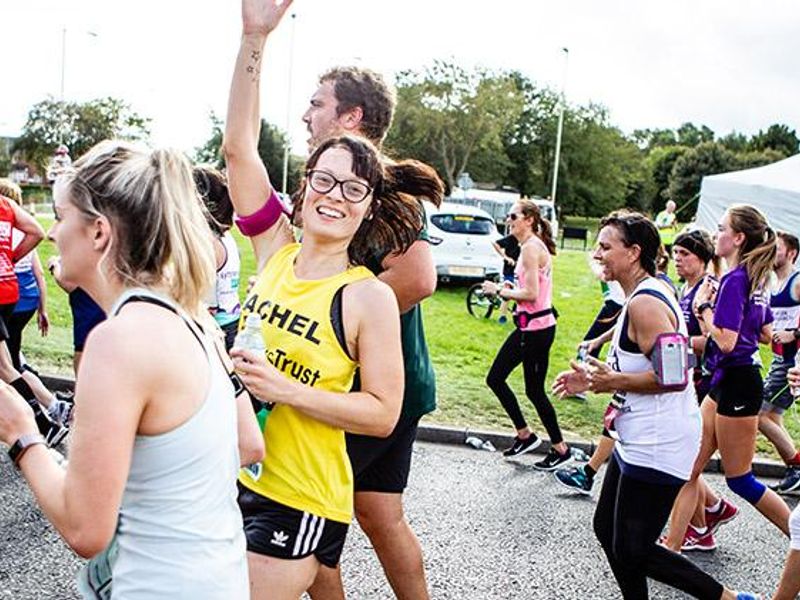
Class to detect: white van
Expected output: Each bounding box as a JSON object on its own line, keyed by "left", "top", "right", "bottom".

{"left": 426, "top": 202, "right": 503, "bottom": 281}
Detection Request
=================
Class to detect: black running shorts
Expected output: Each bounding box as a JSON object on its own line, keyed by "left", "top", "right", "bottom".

{"left": 709, "top": 365, "right": 763, "bottom": 418}
{"left": 237, "top": 484, "right": 349, "bottom": 568}
{"left": 347, "top": 413, "right": 421, "bottom": 494}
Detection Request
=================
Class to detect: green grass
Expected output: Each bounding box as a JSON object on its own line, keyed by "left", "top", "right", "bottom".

{"left": 23, "top": 218, "right": 800, "bottom": 456}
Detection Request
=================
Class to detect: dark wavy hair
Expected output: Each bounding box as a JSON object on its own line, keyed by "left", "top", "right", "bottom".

{"left": 320, "top": 67, "right": 396, "bottom": 146}
{"left": 193, "top": 165, "right": 232, "bottom": 237}
{"left": 598, "top": 210, "right": 660, "bottom": 276}
{"left": 291, "top": 135, "right": 444, "bottom": 266}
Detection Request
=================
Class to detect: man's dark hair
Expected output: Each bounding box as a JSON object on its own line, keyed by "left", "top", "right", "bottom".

{"left": 777, "top": 230, "right": 800, "bottom": 260}
{"left": 320, "top": 67, "right": 396, "bottom": 146}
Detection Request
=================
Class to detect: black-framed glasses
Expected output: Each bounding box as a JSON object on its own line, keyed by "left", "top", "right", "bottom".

{"left": 306, "top": 169, "right": 372, "bottom": 203}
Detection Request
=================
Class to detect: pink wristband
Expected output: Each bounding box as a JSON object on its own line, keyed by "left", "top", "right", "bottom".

{"left": 234, "top": 190, "right": 290, "bottom": 237}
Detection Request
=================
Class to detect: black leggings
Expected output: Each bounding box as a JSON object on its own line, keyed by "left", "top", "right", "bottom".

{"left": 486, "top": 326, "right": 563, "bottom": 444}
{"left": 6, "top": 309, "right": 36, "bottom": 371}
{"left": 593, "top": 457, "right": 723, "bottom": 600}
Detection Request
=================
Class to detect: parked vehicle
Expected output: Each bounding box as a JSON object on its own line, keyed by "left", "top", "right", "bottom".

{"left": 426, "top": 202, "right": 503, "bottom": 282}
{"left": 449, "top": 187, "right": 558, "bottom": 238}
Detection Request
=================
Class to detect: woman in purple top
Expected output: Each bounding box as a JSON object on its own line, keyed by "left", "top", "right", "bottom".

{"left": 664, "top": 228, "right": 741, "bottom": 553}
{"left": 679, "top": 205, "right": 790, "bottom": 540}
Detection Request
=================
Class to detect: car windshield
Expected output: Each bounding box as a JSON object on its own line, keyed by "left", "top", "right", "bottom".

{"left": 537, "top": 205, "right": 554, "bottom": 222}
{"left": 431, "top": 214, "right": 494, "bottom": 235}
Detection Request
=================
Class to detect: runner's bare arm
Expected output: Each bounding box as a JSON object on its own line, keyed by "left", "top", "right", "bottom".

{"left": 379, "top": 240, "right": 437, "bottom": 314}
{"left": 223, "top": 0, "right": 294, "bottom": 271}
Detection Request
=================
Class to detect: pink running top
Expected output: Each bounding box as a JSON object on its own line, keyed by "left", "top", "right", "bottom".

{"left": 514, "top": 236, "right": 556, "bottom": 331}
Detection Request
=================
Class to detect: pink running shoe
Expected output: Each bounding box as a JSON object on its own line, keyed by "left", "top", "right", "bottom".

{"left": 681, "top": 525, "right": 717, "bottom": 552}
{"left": 705, "top": 498, "right": 740, "bottom": 535}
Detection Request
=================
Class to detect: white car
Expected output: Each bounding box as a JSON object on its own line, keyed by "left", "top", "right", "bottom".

{"left": 426, "top": 202, "right": 503, "bottom": 281}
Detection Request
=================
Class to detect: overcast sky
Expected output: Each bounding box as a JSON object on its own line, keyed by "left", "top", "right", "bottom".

{"left": 2, "top": 0, "right": 799, "bottom": 156}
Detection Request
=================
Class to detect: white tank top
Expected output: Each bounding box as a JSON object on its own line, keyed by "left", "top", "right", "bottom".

{"left": 109, "top": 289, "right": 248, "bottom": 599}
{"left": 607, "top": 277, "right": 701, "bottom": 481}
{"left": 207, "top": 233, "right": 241, "bottom": 327}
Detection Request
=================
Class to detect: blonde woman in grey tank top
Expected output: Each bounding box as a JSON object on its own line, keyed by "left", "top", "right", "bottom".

{"left": 0, "top": 141, "right": 264, "bottom": 598}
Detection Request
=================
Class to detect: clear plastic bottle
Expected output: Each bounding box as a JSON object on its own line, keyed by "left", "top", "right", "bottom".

{"left": 233, "top": 313, "right": 273, "bottom": 427}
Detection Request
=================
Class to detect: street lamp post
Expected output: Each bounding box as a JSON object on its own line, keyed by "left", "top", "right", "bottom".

{"left": 281, "top": 13, "right": 297, "bottom": 195}
{"left": 550, "top": 47, "right": 569, "bottom": 206}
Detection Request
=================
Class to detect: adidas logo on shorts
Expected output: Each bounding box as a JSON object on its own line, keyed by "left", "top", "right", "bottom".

{"left": 271, "top": 530, "right": 289, "bottom": 548}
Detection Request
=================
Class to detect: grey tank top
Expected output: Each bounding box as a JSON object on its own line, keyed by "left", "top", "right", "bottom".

{"left": 109, "top": 289, "right": 248, "bottom": 599}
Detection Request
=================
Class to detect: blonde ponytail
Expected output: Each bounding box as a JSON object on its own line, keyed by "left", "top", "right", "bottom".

{"left": 61, "top": 140, "right": 216, "bottom": 321}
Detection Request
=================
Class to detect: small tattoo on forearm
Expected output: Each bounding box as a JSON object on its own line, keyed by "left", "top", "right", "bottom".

{"left": 251, "top": 50, "right": 261, "bottom": 62}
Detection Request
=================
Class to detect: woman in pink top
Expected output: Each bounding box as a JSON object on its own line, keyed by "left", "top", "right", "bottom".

{"left": 482, "top": 200, "right": 570, "bottom": 469}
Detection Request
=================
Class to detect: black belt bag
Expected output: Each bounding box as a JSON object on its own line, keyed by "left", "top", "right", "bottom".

{"left": 514, "top": 306, "right": 558, "bottom": 329}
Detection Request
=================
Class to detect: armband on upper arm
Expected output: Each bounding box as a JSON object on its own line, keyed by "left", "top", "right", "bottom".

{"left": 234, "top": 190, "right": 291, "bottom": 237}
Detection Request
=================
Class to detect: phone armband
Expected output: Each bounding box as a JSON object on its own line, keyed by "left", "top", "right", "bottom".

{"left": 651, "top": 332, "right": 696, "bottom": 390}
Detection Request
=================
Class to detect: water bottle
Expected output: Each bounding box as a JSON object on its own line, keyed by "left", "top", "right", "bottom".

{"left": 233, "top": 314, "right": 273, "bottom": 426}
{"left": 571, "top": 447, "right": 590, "bottom": 462}
{"left": 465, "top": 436, "right": 484, "bottom": 449}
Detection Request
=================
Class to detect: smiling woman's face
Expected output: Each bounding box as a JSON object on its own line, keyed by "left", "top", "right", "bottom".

{"left": 300, "top": 146, "right": 373, "bottom": 243}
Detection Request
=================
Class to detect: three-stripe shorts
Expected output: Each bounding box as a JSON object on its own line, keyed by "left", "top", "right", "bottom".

{"left": 237, "top": 483, "right": 349, "bottom": 568}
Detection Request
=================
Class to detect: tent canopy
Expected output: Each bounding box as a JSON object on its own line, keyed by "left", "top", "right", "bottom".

{"left": 694, "top": 153, "right": 800, "bottom": 235}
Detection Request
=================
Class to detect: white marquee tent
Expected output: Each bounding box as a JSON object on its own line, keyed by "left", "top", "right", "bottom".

{"left": 695, "top": 153, "right": 800, "bottom": 235}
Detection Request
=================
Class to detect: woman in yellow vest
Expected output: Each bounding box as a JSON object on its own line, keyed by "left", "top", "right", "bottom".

{"left": 224, "top": 4, "right": 444, "bottom": 598}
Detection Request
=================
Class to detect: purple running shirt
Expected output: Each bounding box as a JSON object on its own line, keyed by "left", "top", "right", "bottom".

{"left": 705, "top": 265, "right": 772, "bottom": 385}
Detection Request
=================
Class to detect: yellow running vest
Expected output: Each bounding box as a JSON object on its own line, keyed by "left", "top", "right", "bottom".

{"left": 238, "top": 243, "right": 373, "bottom": 523}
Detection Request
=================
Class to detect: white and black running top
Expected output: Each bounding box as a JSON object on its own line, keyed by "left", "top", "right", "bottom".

{"left": 607, "top": 277, "right": 701, "bottom": 482}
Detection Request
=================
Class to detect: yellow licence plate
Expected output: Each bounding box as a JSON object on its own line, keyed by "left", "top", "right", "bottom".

{"left": 448, "top": 266, "right": 484, "bottom": 277}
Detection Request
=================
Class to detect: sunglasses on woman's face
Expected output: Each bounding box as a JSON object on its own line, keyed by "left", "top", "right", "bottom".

{"left": 507, "top": 212, "right": 523, "bottom": 221}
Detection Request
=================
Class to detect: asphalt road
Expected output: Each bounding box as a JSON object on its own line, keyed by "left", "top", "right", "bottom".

{"left": 1, "top": 441, "right": 797, "bottom": 599}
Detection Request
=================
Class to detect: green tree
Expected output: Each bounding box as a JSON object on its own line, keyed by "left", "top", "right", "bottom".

{"left": 718, "top": 131, "right": 749, "bottom": 153}
{"left": 14, "top": 97, "right": 150, "bottom": 173}
{"left": 195, "top": 114, "right": 303, "bottom": 193}
{"left": 194, "top": 112, "right": 224, "bottom": 166}
{"left": 676, "top": 122, "right": 715, "bottom": 147}
{"left": 749, "top": 124, "right": 799, "bottom": 157}
{"left": 643, "top": 145, "right": 688, "bottom": 213}
{"left": 735, "top": 148, "right": 785, "bottom": 170}
{"left": 385, "top": 61, "right": 524, "bottom": 189}
{"left": 667, "top": 142, "right": 738, "bottom": 208}
{"left": 632, "top": 128, "right": 678, "bottom": 151}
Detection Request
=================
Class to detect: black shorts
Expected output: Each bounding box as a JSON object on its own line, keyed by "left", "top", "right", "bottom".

{"left": 709, "top": 365, "right": 763, "bottom": 417}
{"left": 0, "top": 302, "right": 15, "bottom": 342}
{"left": 347, "top": 412, "right": 420, "bottom": 494}
{"left": 237, "top": 484, "right": 349, "bottom": 568}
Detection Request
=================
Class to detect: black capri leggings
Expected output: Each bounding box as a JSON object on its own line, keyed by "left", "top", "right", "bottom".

{"left": 6, "top": 309, "right": 36, "bottom": 371}
{"left": 486, "top": 325, "right": 563, "bottom": 444}
{"left": 593, "top": 456, "right": 724, "bottom": 600}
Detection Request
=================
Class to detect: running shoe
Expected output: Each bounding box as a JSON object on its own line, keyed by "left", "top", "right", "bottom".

{"left": 771, "top": 466, "right": 800, "bottom": 495}
{"left": 704, "top": 497, "right": 740, "bottom": 534}
{"left": 735, "top": 593, "right": 762, "bottom": 600}
{"left": 44, "top": 421, "right": 69, "bottom": 448}
{"left": 48, "top": 399, "right": 75, "bottom": 427}
{"left": 533, "top": 446, "right": 573, "bottom": 471}
{"left": 502, "top": 434, "right": 541, "bottom": 458}
{"left": 681, "top": 525, "right": 716, "bottom": 552}
{"left": 553, "top": 465, "right": 593, "bottom": 495}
